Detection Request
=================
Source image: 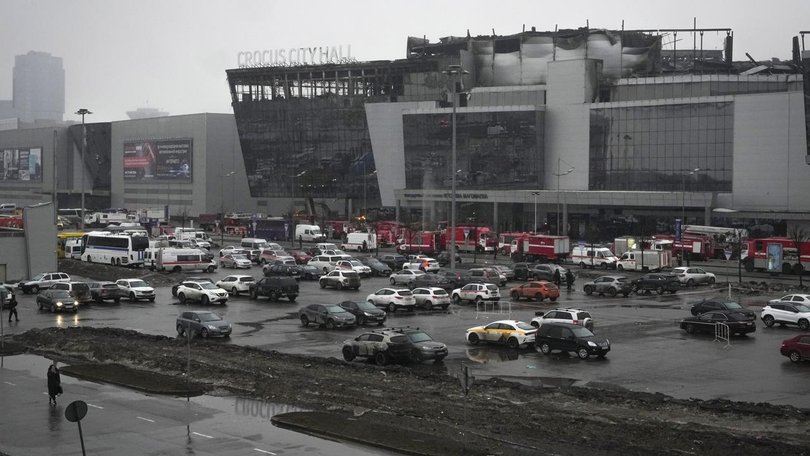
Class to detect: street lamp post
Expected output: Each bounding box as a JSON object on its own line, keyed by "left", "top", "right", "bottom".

{"left": 554, "top": 158, "right": 575, "bottom": 236}
{"left": 444, "top": 64, "right": 467, "bottom": 274}
{"left": 680, "top": 168, "right": 701, "bottom": 266}
{"left": 75, "top": 108, "right": 92, "bottom": 230}
{"left": 531, "top": 191, "right": 541, "bottom": 232}
{"left": 220, "top": 171, "right": 235, "bottom": 247}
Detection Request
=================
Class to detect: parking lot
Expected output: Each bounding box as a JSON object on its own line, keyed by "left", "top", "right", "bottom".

{"left": 6, "top": 258, "right": 810, "bottom": 410}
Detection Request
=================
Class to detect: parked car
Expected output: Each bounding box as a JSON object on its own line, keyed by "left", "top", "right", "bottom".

{"left": 215, "top": 275, "right": 256, "bottom": 296}
{"left": 171, "top": 277, "right": 214, "bottom": 297}
{"left": 366, "top": 288, "right": 416, "bottom": 313}
{"left": 298, "top": 265, "right": 323, "bottom": 281}
{"left": 258, "top": 249, "right": 289, "bottom": 265}
{"left": 631, "top": 273, "right": 680, "bottom": 295}
{"left": 319, "top": 270, "right": 362, "bottom": 290}
{"left": 248, "top": 276, "right": 299, "bottom": 302}
{"left": 492, "top": 265, "right": 515, "bottom": 282}
{"left": 467, "top": 268, "right": 506, "bottom": 286}
{"left": 377, "top": 253, "right": 407, "bottom": 271}
{"left": 402, "top": 257, "right": 440, "bottom": 273}
{"left": 335, "top": 259, "right": 372, "bottom": 277}
{"left": 436, "top": 251, "right": 462, "bottom": 266}
{"left": 358, "top": 257, "right": 392, "bottom": 277}
{"left": 338, "top": 300, "right": 387, "bottom": 326}
{"left": 50, "top": 281, "right": 92, "bottom": 303}
{"left": 411, "top": 287, "right": 452, "bottom": 310}
{"left": 175, "top": 281, "right": 229, "bottom": 305}
{"left": 287, "top": 249, "right": 312, "bottom": 265}
{"left": 309, "top": 255, "right": 345, "bottom": 273}
{"left": 36, "top": 289, "right": 79, "bottom": 313}
{"left": 409, "top": 272, "right": 457, "bottom": 291}
{"left": 761, "top": 301, "right": 810, "bottom": 330}
{"left": 512, "top": 262, "right": 533, "bottom": 281}
{"left": 18, "top": 272, "right": 71, "bottom": 294}
{"left": 220, "top": 253, "right": 252, "bottom": 269}
{"left": 87, "top": 281, "right": 126, "bottom": 303}
{"left": 535, "top": 322, "right": 610, "bottom": 359}
{"left": 780, "top": 334, "right": 810, "bottom": 363}
{"left": 176, "top": 310, "right": 232, "bottom": 338}
{"left": 466, "top": 320, "right": 536, "bottom": 349}
{"left": 582, "top": 275, "right": 633, "bottom": 297}
{"left": 768, "top": 294, "right": 810, "bottom": 308}
{"left": 451, "top": 283, "right": 500, "bottom": 304}
{"left": 509, "top": 281, "right": 560, "bottom": 302}
{"left": 531, "top": 308, "right": 594, "bottom": 330}
{"left": 116, "top": 279, "right": 156, "bottom": 302}
{"left": 342, "top": 327, "right": 447, "bottom": 365}
{"left": 672, "top": 267, "right": 716, "bottom": 287}
{"left": 680, "top": 310, "right": 757, "bottom": 336}
{"left": 527, "top": 264, "right": 567, "bottom": 281}
{"left": 263, "top": 263, "right": 302, "bottom": 280}
{"left": 389, "top": 269, "right": 426, "bottom": 286}
{"left": 690, "top": 299, "right": 756, "bottom": 319}
{"left": 299, "top": 304, "right": 356, "bottom": 329}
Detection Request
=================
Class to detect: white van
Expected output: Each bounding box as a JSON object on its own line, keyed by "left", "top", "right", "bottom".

{"left": 65, "top": 239, "right": 83, "bottom": 259}
{"left": 570, "top": 246, "right": 619, "bottom": 269}
{"left": 342, "top": 232, "right": 377, "bottom": 252}
{"left": 295, "top": 224, "right": 325, "bottom": 242}
{"left": 154, "top": 248, "right": 216, "bottom": 273}
{"left": 240, "top": 238, "right": 268, "bottom": 249}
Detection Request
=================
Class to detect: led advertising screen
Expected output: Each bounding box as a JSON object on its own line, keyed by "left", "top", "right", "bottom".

{"left": 123, "top": 139, "right": 192, "bottom": 181}
{"left": 0, "top": 148, "right": 42, "bottom": 181}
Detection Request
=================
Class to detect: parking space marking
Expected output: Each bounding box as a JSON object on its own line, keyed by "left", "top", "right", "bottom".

{"left": 4, "top": 381, "right": 16, "bottom": 386}
{"left": 253, "top": 449, "right": 277, "bottom": 455}
{"left": 192, "top": 431, "right": 213, "bottom": 439}
{"left": 136, "top": 416, "right": 155, "bottom": 423}
{"left": 87, "top": 403, "right": 104, "bottom": 409}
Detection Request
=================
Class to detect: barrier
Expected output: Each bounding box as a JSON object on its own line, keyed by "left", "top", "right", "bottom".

{"left": 714, "top": 322, "right": 730, "bottom": 348}
{"left": 475, "top": 300, "right": 511, "bottom": 319}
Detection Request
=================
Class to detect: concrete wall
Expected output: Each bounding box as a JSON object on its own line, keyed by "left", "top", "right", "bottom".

{"left": 0, "top": 127, "right": 65, "bottom": 207}
{"left": 0, "top": 202, "right": 56, "bottom": 282}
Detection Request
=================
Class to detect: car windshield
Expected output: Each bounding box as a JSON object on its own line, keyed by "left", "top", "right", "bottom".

{"left": 485, "top": 284, "right": 498, "bottom": 291}
{"left": 515, "top": 322, "right": 534, "bottom": 331}
{"left": 397, "top": 290, "right": 413, "bottom": 296}
{"left": 197, "top": 312, "right": 220, "bottom": 322}
{"left": 302, "top": 265, "right": 317, "bottom": 271}
{"left": 389, "top": 335, "right": 409, "bottom": 344}
{"left": 239, "top": 277, "right": 255, "bottom": 282}
{"left": 200, "top": 283, "right": 219, "bottom": 290}
{"left": 367, "top": 259, "right": 384, "bottom": 267}
{"left": 571, "top": 326, "right": 595, "bottom": 337}
{"left": 51, "top": 290, "right": 72, "bottom": 298}
{"left": 102, "top": 283, "right": 118, "bottom": 289}
{"left": 407, "top": 331, "right": 433, "bottom": 343}
{"left": 357, "top": 302, "right": 377, "bottom": 311}
{"left": 232, "top": 254, "right": 248, "bottom": 260}
{"left": 344, "top": 272, "right": 360, "bottom": 278}
{"left": 31, "top": 273, "right": 46, "bottom": 281}
{"left": 724, "top": 302, "right": 743, "bottom": 309}
{"left": 433, "top": 289, "right": 448, "bottom": 295}
{"left": 796, "top": 304, "right": 810, "bottom": 312}
{"left": 325, "top": 305, "right": 346, "bottom": 314}
{"left": 129, "top": 280, "right": 148, "bottom": 288}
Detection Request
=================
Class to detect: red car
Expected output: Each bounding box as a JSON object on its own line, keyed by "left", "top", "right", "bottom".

{"left": 287, "top": 249, "right": 312, "bottom": 265}
{"left": 780, "top": 334, "right": 810, "bottom": 363}
{"left": 509, "top": 281, "right": 560, "bottom": 302}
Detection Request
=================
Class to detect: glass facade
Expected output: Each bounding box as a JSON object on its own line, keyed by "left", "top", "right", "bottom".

{"left": 589, "top": 102, "right": 733, "bottom": 191}
{"left": 402, "top": 110, "right": 544, "bottom": 191}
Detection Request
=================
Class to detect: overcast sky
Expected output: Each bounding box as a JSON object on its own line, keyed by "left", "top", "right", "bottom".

{"left": 3, "top": 0, "right": 809, "bottom": 122}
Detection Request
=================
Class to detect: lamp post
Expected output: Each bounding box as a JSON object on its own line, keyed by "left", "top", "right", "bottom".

{"left": 554, "top": 157, "right": 575, "bottom": 236}
{"left": 680, "top": 168, "right": 701, "bottom": 266}
{"left": 220, "top": 171, "right": 235, "bottom": 247}
{"left": 531, "top": 191, "right": 541, "bottom": 232}
{"left": 443, "top": 64, "right": 467, "bottom": 274}
{"left": 75, "top": 108, "right": 92, "bottom": 230}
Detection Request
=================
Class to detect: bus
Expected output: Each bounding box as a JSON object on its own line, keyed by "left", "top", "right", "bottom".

{"left": 80, "top": 231, "right": 149, "bottom": 267}
{"left": 57, "top": 231, "right": 86, "bottom": 259}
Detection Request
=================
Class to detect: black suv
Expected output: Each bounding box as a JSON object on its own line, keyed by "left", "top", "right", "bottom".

{"left": 535, "top": 322, "right": 610, "bottom": 360}
{"left": 341, "top": 327, "right": 448, "bottom": 366}
{"left": 512, "top": 263, "right": 532, "bottom": 281}
{"left": 262, "top": 263, "right": 302, "bottom": 280}
{"left": 689, "top": 299, "right": 756, "bottom": 319}
{"left": 358, "top": 257, "right": 392, "bottom": 277}
{"left": 631, "top": 273, "right": 680, "bottom": 295}
{"left": 248, "top": 276, "right": 299, "bottom": 302}
{"left": 377, "top": 254, "right": 407, "bottom": 271}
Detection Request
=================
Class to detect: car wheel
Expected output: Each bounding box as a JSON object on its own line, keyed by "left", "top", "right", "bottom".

{"left": 424, "top": 300, "right": 433, "bottom": 310}
{"left": 130, "top": 292, "right": 137, "bottom": 302}
{"left": 531, "top": 321, "right": 539, "bottom": 328}
{"left": 453, "top": 294, "right": 461, "bottom": 304}
{"left": 336, "top": 282, "right": 344, "bottom": 290}
{"left": 789, "top": 351, "right": 802, "bottom": 363}
{"left": 288, "top": 295, "right": 297, "bottom": 302}
{"left": 325, "top": 319, "right": 335, "bottom": 330}
{"left": 387, "top": 302, "right": 396, "bottom": 313}
{"left": 319, "top": 280, "right": 326, "bottom": 288}
{"left": 474, "top": 296, "right": 483, "bottom": 304}
{"left": 632, "top": 284, "right": 639, "bottom": 294}
{"left": 32, "top": 285, "right": 39, "bottom": 294}
{"left": 687, "top": 279, "right": 695, "bottom": 288}
{"left": 176, "top": 324, "right": 185, "bottom": 336}
{"left": 467, "top": 333, "right": 480, "bottom": 345}
{"left": 617, "top": 264, "right": 624, "bottom": 271}
{"left": 584, "top": 286, "right": 593, "bottom": 296}
{"left": 800, "top": 319, "right": 810, "bottom": 331}
{"left": 200, "top": 328, "right": 209, "bottom": 339}
{"left": 389, "top": 277, "right": 397, "bottom": 285}
{"left": 511, "top": 291, "right": 520, "bottom": 301}
{"left": 656, "top": 286, "right": 664, "bottom": 295}
{"left": 507, "top": 337, "right": 520, "bottom": 349}
{"left": 601, "top": 263, "right": 608, "bottom": 270}
{"left": 322, "top": 267, "right": 329, "bottom": 274}
{"left": 50, "top": 304, "right": 56, "bottom": 313}
{"left": 207, "top": 265, "right": 216, "bottom": 273}
{"left": 342, "top": 346, "right": 355, "bottom": 361}
{"left": 539, "top": 342, "right": 551, "bottom": 354}
{"left": 577, "top": 347, "right": 590, "bottom": 360}
{"left": 607, "top": 288, "right": 617, "bottom": 297}
{"left": 201, "top": 295, "right": 209, "bottom": 306}
{"left": 172, "top": 266, "right": 182, "bottom": 273}
{"left": 374, "top": 351, "right": 388, "bottom": 366}
{"left": 232, "top": 287, "right": 240, "bottom": 296}
{"left": 269, "top": 292, "right": 279, "bottom": 302}
{"left": 113, "top": 298, "right": 120, "bottom": 304}
{"left": 250, "top": 289, "right": 257, "bottom": 300}
{"left": 685, "top": 324, "right": 696, "bottom": 334}
{"left": 579, "top": 262, "right": 586, "bottom": 269}
{"left": 220, "top": 262, "right": 225, "bottom": 268}
{"left": 534, "top": 293, "right": 544, "bottom": 302}
{"left": 300, "top": 315, "right": 309, "bottom": 327}
{"left": 763, "top": 315, "right": 775, "bottom": 327}
{"left": 411, "top": 349, "right": 423, "bottom": 363}
{"left": 709, "top": 277, "right": 716, "bottom": 284}
{"left": 178, "top": 293, "right": 186, "bottom": 304}
{"left": 357, "top": 316, "right": 366, "bottom": 326}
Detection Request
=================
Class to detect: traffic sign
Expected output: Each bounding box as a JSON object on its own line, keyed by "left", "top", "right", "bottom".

{"left": 65, "top": 400, "right": 88, "bottom": 422}
{"left": 724, "top": 249, "right": 733, "bottom": 260}
{"left": 463, "top": 229, "right": 470, "bottom": 239}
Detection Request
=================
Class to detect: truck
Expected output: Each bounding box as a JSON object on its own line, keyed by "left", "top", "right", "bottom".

{"left": 374, "top": 220, "right": 405, "bottom": 247}
{"left": 512, "top": 234, "right": 570, "bottom": 263}
{"left": 255, "top": 218, "right": 293, "bottom": 242}
{"left": 498, "top": 231, "right": 529, "bottom": 255}
{"left": 570, "top": 245, "right": 619, "bottom": 269}
{"left": 442, "top": 225, "right": 498, "bottom": 252}
{"left": 342, "top": 231, "right": 377, "bottom": 252}
{"left": 743, "top": 237, "right": 810, "bottom": 274}
{"left": 396, "top": 230, "right": 441, "bottom": 255}
{"left": 616, "top": 250, "right": 672, "bottom": 272}
{"left": 653, "top": 233, "right": 715, "bottom": 262}
{"left": 248, "top": 276, "right": 299, "bottom": 302}
{"left": 174, "top": 228, "right": 214, "bottom": 248}
{"left": 84, "top": 211, "right": 138, "bottom": 228}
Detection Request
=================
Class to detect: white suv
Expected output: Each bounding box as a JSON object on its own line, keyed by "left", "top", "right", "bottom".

{"left": 531, "top": 308, "right": 594, "bottom": 330}
{"left": 366, "top": 288, "right": 416, "bottom": 313}
{"left": 116, "top": 279, "right": 156, "bottom": 302}
{"left": 335, "top": 259, "right": 372, "bottom": 277}
{"left": 761, "top": 299, "right": 810, "bottom": 330}
{"left": 671, "top": 267, "right": 716, "bottom": 287}
{"left": 451, "top": 283, "right": 500, "bottom": 304}
{"left": 176, "top": 281, "right": 229, "bottom": 305}
{"left": 18, "top": 272, "right": 71, "bottom": 294}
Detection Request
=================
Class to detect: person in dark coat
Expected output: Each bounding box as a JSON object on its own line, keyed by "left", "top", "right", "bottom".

{"left": 47, "top": 362, "right": 61, "bottom": 405}
{"left": 6, "top": 292, "right": 18, "bottom": 322}
{"left": 552, "top": 269, "right": 561, "bottom": 287}
{"left": 565, "top": 269, "right": 575, "bottom": 291}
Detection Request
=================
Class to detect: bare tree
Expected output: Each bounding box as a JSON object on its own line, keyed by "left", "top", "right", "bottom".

{"left": 787, "top": 226, "right": 809, "bottom": 286}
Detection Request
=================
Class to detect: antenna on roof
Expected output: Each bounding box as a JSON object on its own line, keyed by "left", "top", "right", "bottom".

{"left": 492, "top": 28, "right": 496, "bottom": 36}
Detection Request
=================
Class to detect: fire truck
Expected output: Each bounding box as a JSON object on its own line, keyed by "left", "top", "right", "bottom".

{"left": 442, "top": 225, "right": 498, "bottom": 252}
{"left": 374, "top": 221, "right": 405, "bottom": 247}
{"left": 498, "top": 231, "right": 530, "bottom": 255}
{"left": 653, "top": 233, "right": 716, "bottom": 261}
{"left": 396, "top": 230, "right": 441, "bottom": 255}
{"left": 743, "top": 237, "right": 810, "bottom": 274}
{"left": 512, "top": 234, "right": 570, "bottom": 263}
{"left": 0, "top": 214, "right": 23, "bottom": 229}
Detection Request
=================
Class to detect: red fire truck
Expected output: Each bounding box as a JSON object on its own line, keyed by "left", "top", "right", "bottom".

{"left": 375, "top": 221, "right": 405, "bottom": 247}
{"left": 442, "top": 225, "right": 498, "bottom": 252}
{"left": 498, "top": 231, "right": 530, "bottom": 255}
{"left": 653, "top": 233, "right": 715, "bottom": 261}
{"left": 743, "top": 237, "right": 810, "bottom": 274}
{"left": 0, "top": 214, "right": 23, "bottom": 229}
{"left": 512, "top": 234, "right": 570, "bottom": 263}
{"left": 396, "top": 230, "right": 441, "bottom": 255}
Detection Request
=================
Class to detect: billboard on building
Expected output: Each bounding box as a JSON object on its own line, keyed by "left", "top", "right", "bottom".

{"left": 123, "top": 139, "right": 192, "bottom": 181}
{"left": 1, "top": 147, "right": 42, "bottom": 181}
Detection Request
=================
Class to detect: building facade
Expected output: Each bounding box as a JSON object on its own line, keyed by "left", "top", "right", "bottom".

{"left": 12, "top": 51, "right": 65, "bottom": 124}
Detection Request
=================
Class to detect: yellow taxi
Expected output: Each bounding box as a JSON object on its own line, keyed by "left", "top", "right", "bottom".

{"left": 465, "top": 319, "right": 537, "bottom": 349}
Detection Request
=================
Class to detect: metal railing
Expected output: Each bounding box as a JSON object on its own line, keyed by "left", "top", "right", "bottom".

{"left": 475, "top": 300, "right": 511, "bottom": 319}
{"left": 714, "top": 322, "right": 730, "bottom": 348}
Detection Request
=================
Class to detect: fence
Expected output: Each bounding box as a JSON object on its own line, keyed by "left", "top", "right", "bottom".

{"left": 475, "top": 300, "right": 511, "bottom": 319}
{"left": 714, "top": 322, "right": 730, "bottom": 348}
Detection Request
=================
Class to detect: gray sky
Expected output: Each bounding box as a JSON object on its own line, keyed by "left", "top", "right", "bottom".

{"left": 3, "top": 0, "right": 809, "bottom": 122}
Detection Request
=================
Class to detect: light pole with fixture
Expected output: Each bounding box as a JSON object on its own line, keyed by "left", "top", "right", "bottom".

{"left": 531, "top": 191, "right": 541, "bottom": 232}
{"left": 680, "top": 168, "right": 701, "bottom": 266}
{"left": 554, "top": 157, "right": 575, "bottom": 236}
{"left": 75, "top": 108, "right": 92, "bottom": 230}
{"left": 443, "top": 64, "right": 468, "bottom": 273}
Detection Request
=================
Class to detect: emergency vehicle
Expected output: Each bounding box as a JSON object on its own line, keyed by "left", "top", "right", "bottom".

{"left": 743, "top": 237, "right": 810, "bottom": 274}
{"left": 512, "top": 234, "right": 570, "bottom": 263}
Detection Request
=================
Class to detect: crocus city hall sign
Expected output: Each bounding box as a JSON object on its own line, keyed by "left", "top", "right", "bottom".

{"left": 237, "top": 45, "right": 355, "bottom": 68}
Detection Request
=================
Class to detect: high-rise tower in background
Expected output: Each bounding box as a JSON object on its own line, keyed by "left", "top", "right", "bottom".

{"left": 12, "top": 51, "right": 64, "bottom": 123}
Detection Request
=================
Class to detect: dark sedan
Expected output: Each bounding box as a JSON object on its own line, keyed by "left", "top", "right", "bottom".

{"left": 680, "top": 310, "right": 756, "bottom": 336}
{"left": 338, "top": 300, "right": 387, "bottom": 326}
{"left": 358, "top": 257, "right": 392, "bottom": 277}
{"left": 631, "top": 273, "right": 680, "bottom": 295}
{"left": 299, "top": 304, "right": 356, "bottom": 329}
{"left": 690, "top": 299, "right": 756, "bottom": 319}
{"left": 377, "top": 254, "right": 407, "bottom": 271}
{"left": 298, "top": 265, "right": 322, "bottom": 281}
{"left": 408, "top": 272, "right": 456, "bottom": 291}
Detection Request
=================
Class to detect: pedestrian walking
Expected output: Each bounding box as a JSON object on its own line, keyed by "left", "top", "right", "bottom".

{"left": 565, "top": 269, "right": 575, "bottom": 291}
{"left": 6, "top": 292, "right": 19, "bottom": 322}
{"left": 553, "top": 268, "right": 561, "bottom": 287}
{"left": 47, "top": 362, "right": 62, "bottom": 405}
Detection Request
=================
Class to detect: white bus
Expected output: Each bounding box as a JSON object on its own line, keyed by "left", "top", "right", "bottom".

{"left": 80, "top": 231, "right": 149, "bottom": 267}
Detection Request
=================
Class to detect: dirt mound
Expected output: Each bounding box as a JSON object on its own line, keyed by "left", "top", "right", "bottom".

{"left": 58, "top": 259, "right": 198, "bottom": 287}
{"left": 12, "top": 326, "right": 810, "bottom": 455}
